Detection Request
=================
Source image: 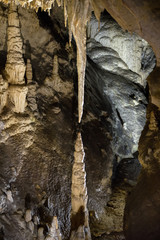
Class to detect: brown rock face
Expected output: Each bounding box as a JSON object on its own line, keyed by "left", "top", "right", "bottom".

{"left": 124, "top": 104, "right": 160, "bottom": 240}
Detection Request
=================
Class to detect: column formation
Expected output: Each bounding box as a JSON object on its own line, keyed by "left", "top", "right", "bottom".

{"left": 5, "top": 1, "right": 28, "bottom": 113}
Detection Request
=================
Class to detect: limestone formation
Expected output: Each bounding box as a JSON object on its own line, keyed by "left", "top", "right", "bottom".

{"left": 1, "top": 0, "right": 94, "bottom": 123}
{"left": 0, "top": 74, "right": 8, "bottom": 113}
{"left": 5, "top": 2, "right": 26, "bottom": 85}
{"left": 44, "top": 55, "right": 73, "bottom": 97}
{"left": 0, "top": 1, "right": 159, "bottom": 240}
{"left": 5, "top": 2, "right": 28, "bottom": 113}
{"left": 25, "top": 209, "right": 32, "bottom": 223}
{"left": 28, "top": 220, "right": 34, "bottom": 234}
{"left": 38, "top": 227, "right": 45, "bottom": 240}
{"left": 6, "top": 190, "right": 13, "bottom": 202}
{"left": 70, "top": 133, "right": 91, "bottom": 240}
{"left": 45, "top": 216, "right": 62, "bottom": 240}
{"left": 67, "top": 1, "right": 91, "bottom": 123}
{"left": 26, "top": 59, "right": 33, "bottom": 84}
{"left": 8, "top": 85, "right": 28, "bottom": 113}
{"left": 149, "top": 111, "right": 158, "bottom": 131}
{"left": 26, "top": 59, "right": 38, "bottom": 112}
{"left": 52, "top": 55, "right": 58, "bottom": 78}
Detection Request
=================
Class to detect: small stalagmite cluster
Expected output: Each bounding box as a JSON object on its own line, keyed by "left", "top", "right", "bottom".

{"left": 24, "top": 209, "right": 62, "bottom": 240}
{"left": 0, "top": 0, "right": 105, "bottom": 123}
{"left": 45, "top": 216, "right": 62, "bottom": 240}
{"left": 71, "top": 133, "right": 91, "bottom": 240}
{"left": 0, "top": 2, "right": 92, "bottom": 239}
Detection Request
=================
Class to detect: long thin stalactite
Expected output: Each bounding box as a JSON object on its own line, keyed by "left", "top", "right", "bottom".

{"left": 0, "top": 0, "right": 103, "bottom": 122}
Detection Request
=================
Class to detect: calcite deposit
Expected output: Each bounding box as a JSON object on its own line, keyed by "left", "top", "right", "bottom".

{"left": 71, "top": 133, "right": 91, "bottom": 240}
{"left": 4, "top": 2, "right": 28, "bottom": 113}
{"left": 0, "top": 74, "right": 8, "bottom": 113}
{"left": 0, "top": 1, "right": 160, "bottom": 240}
{"left": 5, "top": 2, "right": 25, "bottom": 85}
{"left": 45, "top": 216, "right": 62, "bottom": 240}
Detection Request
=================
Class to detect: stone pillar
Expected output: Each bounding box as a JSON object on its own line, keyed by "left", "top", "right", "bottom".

{"left": 5, "top": 2, "right": 28, "bottom": 113}
{"left": 70, "top": 133, "right": 91, "bottom": 240}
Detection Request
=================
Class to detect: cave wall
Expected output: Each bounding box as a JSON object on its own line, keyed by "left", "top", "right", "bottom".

{"left": 0, "top": 1, "right": 158, "bottom": 240}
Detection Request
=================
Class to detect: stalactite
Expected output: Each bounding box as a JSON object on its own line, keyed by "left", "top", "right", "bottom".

{"left": 70, "top": 132, "right": 91, "bottom": 240}
{"left": 67, "top": 0, "right": 91, "bottom": 123}
{"left": 0, "top": 0, "right": 97, "bottom": 122}
{"left": 0, "top": 74, "right": 8, "bottom": 113}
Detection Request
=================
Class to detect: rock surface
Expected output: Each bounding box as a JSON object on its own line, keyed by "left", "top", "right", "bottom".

{"left": 0, "top": 3, "right": 157, "bottom": 240}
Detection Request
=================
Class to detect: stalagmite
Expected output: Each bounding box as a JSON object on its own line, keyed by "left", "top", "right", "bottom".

{"left": 1, "top": 0, "right": 96, "bottom": 122}
{"left": 25, "top": 209, "right": 32, "bottom": 223}
{"left": 5, "top": 2, "right": 28, "bottom": 113}
{"left": 26, "top": 59, "right": 33, "bottom": 84}
{"left": 0, "top": 75, "right": 8, "bottom": 113}
{"left": 45, "top": 216, "right": 62, "bottom": 240}
{"left": 38, "top": 227, "right": 45, "bottom": 240}
{"left": 52, "top": 55, "right": 59, "bottom": 78}
{"left": 8, "top": 85, "right": 28, "bottom": 113}
{"left": 5, "top": 2, "right": 26, "bottom": 85}
{"left": 70, "top": 133, "right": 91, "bottom": 240}
{"left": 26, "top": 59, "right": 38, "bottom": 112}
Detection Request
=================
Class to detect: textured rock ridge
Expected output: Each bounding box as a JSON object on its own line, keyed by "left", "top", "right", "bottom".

{"left": 86, "top": 14, "right": 155, "bottom": 159}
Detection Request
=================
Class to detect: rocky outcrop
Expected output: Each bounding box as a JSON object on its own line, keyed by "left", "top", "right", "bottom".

{"left": 84, "top": 13, "right": 154, "bottom": 238}
{"left": 86, "top": 13, "right": 155, "bottom": 159}
{"left": 87, "top": 14, "right": 155, "bottom": 87}
{"left": 124, "top": 69, "right": 160, "bottom": 240}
